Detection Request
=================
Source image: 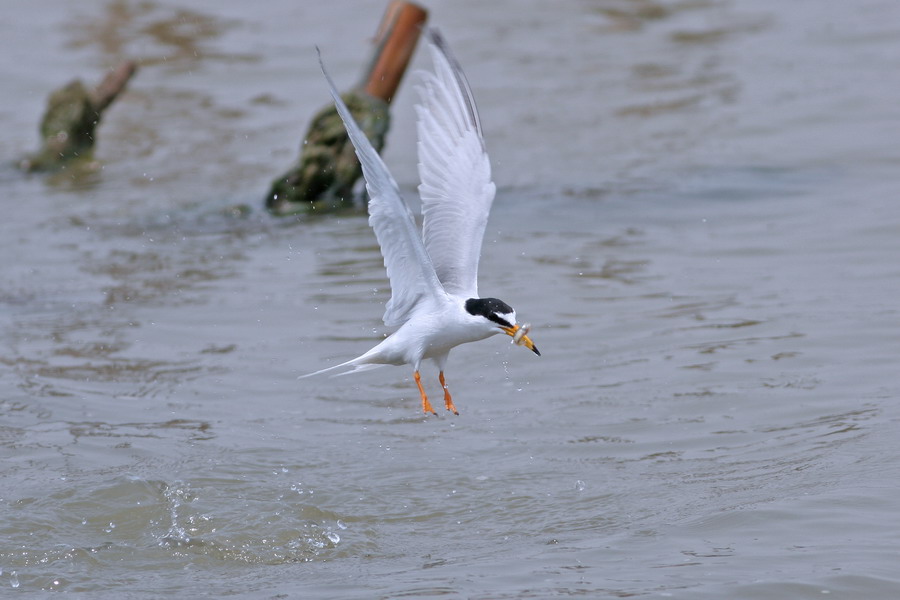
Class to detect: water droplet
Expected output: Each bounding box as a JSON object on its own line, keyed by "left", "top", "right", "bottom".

{"left": 10, "top": 571, "right": 19, "bottom": 588}
{"left": 336, "top": 520, "right": 347, "bottom": 530}
{"left": 575, "top": 480, "right": 586, "bottom": 491}
{"left": 326, "top": 531, "right": 340, "bottom": 544}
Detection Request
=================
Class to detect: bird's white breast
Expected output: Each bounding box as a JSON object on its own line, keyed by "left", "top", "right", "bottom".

{"left": 375, "top": 295, "right": 497, "bottom": 365}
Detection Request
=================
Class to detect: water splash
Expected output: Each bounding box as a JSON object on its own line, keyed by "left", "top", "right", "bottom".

{"left": 158, "top": 482, "right": 196, "bottom": 547}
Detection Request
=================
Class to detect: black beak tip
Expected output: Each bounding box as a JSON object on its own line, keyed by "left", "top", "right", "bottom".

{"left": 532, "top": 345, "right": 541, "bottom": 356}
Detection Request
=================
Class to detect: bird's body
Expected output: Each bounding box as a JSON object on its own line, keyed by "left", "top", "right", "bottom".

{"left": 302, "top": 30, "right": 539, "bottom": 415}
{"left": 323, "top": 296, "right": 503, "bottom": 369}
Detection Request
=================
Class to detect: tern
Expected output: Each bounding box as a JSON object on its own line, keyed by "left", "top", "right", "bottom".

{"left": 302, "top": 29, "right": 539, "bottom": 415}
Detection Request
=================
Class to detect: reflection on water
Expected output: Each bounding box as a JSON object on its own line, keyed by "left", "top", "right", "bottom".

{"left": 69, "top": 1, "right": 255, "bottom": 68}
{"left": 3, "top": 0, "right": 900, "bottom": 597}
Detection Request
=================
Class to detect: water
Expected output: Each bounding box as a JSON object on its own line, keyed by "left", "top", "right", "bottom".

{"left": 3, "top": 0, "right": 900, "bottom": 597}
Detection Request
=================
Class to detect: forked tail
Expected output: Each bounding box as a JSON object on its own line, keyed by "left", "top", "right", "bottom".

{"left": 298, "top": 356, "right": 387, "bottom": 379}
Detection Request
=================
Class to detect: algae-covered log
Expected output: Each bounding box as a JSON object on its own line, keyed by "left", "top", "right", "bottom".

{"left": 267, "top": 92, "right": 390, "bottom": 213}
{"left": 266, "top": 1, "right": 427, "bottom": 215}
{"left": 20, "top": 60, "right": 137, "bottom": 172}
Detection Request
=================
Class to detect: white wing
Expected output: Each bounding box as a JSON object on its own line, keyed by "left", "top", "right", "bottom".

{"left": 319, "top": 51, "right": 445, "bottom": 327}
{"left": 416, "top": 29, "right": 496, "bottom": 299}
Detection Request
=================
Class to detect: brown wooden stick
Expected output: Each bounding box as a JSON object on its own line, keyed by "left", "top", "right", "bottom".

{"left": 362, "top": 1, "right": 428, "bottom": 102}
{"left": 90, "top": 60, "right": 138, "bottom": 115}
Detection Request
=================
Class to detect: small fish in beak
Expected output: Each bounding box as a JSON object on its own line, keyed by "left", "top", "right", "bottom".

{"left": 503, "top": 323, "right": 541, "bottom": 356}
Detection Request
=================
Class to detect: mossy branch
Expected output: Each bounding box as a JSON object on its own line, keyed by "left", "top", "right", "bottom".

{"left": 20, "top": 60, "right": 137, "bottom": 172}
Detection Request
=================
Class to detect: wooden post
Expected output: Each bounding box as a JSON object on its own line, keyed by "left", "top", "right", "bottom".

{"left": 362, "top": 1, "right": 428, "bottom": 102}
{"left": 265, "top": 2, "right": 428, "bottom": 214}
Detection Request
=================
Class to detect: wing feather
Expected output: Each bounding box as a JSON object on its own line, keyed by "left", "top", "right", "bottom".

{"left": 319, "top": 51, "right": 445, "bottom": 327}
{"left": 416, "top": 30, "right": 496, "bottom": 299}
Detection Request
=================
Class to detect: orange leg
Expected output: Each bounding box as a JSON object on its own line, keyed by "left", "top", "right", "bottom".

{"left": 439, "top": 371, "right": 459, "bottom": 415}
{"left": 414, "top": 371, "right": 436, "bottom": 415}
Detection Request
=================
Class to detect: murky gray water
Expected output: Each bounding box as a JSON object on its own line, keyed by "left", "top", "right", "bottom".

{"left": 3, "top": 0, "right": 900, "bottom": 597}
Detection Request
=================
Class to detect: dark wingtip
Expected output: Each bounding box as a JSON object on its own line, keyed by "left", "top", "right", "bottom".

{"left": 424, "top": 26, "right": 483, "bottom": 141}
{"left": 426, "top": 27, "right": 444, "bottom": 48}
{"left": 316, "top": 45, "right": 328, "bottom": 80}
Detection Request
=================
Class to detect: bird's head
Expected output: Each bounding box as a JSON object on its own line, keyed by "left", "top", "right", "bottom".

{"left": 464, "top": 297, "right": 540, "bottom": 356}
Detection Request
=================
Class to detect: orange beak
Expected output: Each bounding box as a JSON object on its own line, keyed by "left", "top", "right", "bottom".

{"left": 502, "top": 324, "right": 540, "bottom": 356}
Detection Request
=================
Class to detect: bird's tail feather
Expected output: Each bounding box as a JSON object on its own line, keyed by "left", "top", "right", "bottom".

{"left": 334, "top": 363, "right": 387, "bottom": 377}
{"left": 298, "top": 356, "right": 387, "bottom": 379}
